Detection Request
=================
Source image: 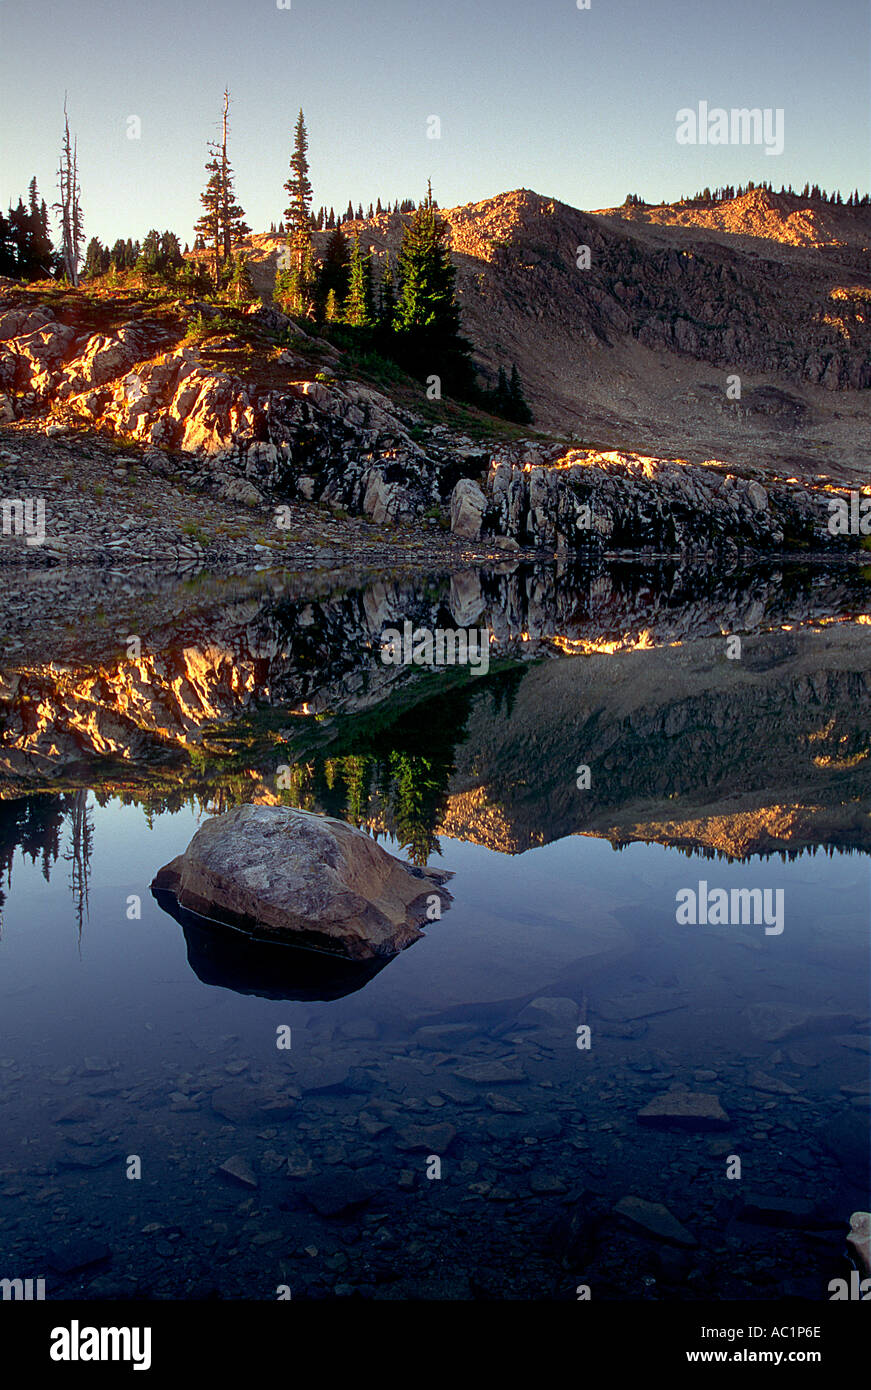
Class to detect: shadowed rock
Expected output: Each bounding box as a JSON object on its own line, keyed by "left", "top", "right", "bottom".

{"left": 151, "top": 803, "right": 453, "bottom": 961}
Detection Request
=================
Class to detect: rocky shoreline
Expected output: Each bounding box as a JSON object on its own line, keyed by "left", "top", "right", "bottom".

{"left": 2, "top": 295, "right": 869, "bottom": 565}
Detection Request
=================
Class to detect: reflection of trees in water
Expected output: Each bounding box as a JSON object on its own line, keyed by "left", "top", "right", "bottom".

{"left": 277, "top": 696, "right": 470, "bottom": 865}
{"left": 274, "top": 675, "right": 533, "bottom": 865}
{"left": 0, "top": 792, "right": 93, "bottom": 937}
{"left": 63, "top": 789, "right": 93, "bottom": 942}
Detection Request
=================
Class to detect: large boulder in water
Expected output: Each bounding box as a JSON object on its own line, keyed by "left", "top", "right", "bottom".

{"left": 151, "top": 804, "right": 453, "bottom": 961}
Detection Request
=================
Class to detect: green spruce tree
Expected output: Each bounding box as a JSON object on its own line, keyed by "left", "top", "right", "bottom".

{"left": 344, "top": 232, "right": 375, "bottom": 328}
{"left": 378, "top": 248, "right": 395, "bottom": 330}
{"left": 316, "top": 225, "right": 350, "bottom": 319}
{"left": 194, "top": 147, "right": 223, "bottom": 284}
{"left": 393, "top": 182, "right": 473, "bottom": 394}
{"left": 508, "top": 363, "right": 533, "bottom": 424}
{"left": 281, "top": 109, "right": 316, "bottom": 315}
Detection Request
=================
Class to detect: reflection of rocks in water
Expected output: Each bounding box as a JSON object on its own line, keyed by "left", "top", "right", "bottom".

{"left": 3, "top": 559, "right": 870, "bottom": 789}
{"left": 156, "top": 892, "right": 391, "bottom": 1001}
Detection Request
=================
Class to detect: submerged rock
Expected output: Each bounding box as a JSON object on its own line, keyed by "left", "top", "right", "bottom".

{"left": 217, "top": 1154, "right": 259, "bottom": 1189}
{"left": 636, "top": 1091, "right": 730, "bottom": 1131}
{"left": 614, "top": 1196, "right": 697, "bottom": 1247}
{"left": 152, "top": 804, "right": 453, "bottom": 961}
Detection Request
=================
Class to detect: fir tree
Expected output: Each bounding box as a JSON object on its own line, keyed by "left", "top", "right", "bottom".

{"left": 281, "top": 108, "right": 316, "bottom": 313}
{"left": 216, "top": 92, "right": 250, "bottom": 264}
{"left": 284, "top": 109, "right": 313, "bottom": 238}
{"left": 228, "top": 252, "right": 255, "bottom": 303}
{"left": 508, "top": 363, "right": 533, "bottom": 423}
{"left": 194, "top": 93, "right": 249, "bottom": 286}
{"left": 495, "top": 365, "right": 510, "bottom": 415}
{"left": 392, "top": 183, "right": 473, "bottom": 394}
{"left": 0, "top": 210, "right": 17, "bottom": 278}
{"left": 344, "top": 232, "right": 375, "bottom": 327}
{"left": 317, "top": 225, "right": 350, "bottom": 316}
{"left": 27, "top": 178, "right": 53, "bottom": 278}
{"left": 136, "top": 229, "right": 162, "bottom": 274}
{"left": 194, "top": 146, "right": 223, "bottom": 283}
{"left": 395, "top": 183, "right": 459, "bottom": 336}
{"left": 83, "top": 236, "right": 105, "bottom": 278}
{"left": 378, "top": 248, "right": 395, "bottom": 329}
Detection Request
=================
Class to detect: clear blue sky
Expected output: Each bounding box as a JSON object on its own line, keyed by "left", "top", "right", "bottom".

{"left": 1, "top": 0, "right": 868, "bottom": 246}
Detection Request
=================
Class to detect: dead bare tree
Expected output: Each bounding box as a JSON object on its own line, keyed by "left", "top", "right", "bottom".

{"left": 54, "top": 96, "right": 83, "bottom": 285}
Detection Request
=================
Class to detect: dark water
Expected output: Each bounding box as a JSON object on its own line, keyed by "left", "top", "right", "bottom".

{"left": 0, "top": 560, "right": 868, "bottom": 1301}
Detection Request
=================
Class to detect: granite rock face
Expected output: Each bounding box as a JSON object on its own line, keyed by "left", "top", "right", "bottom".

{"left": 152, "top": 803, "right": 453, "bottom": 960}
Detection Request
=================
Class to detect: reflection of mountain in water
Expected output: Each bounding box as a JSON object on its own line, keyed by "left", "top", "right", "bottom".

{"left": 152, "top": 889, "right": 390, "bottom": 1001}
{"left": 0, "top": 563, "right": 869, "bottom": 892}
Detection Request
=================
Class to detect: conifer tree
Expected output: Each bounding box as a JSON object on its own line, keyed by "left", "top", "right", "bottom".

{"left": 395, "top": 182, "right": 460, "bottom": 336}
{"left": 84, "top": 236, "right": 105, "bottom": 279}
{"left": 344, "top": 232, "right": 375, "bottom": 327}
{"left": 27, "top": 178, "right": 53, "bottom": 278}
{"left": 317, "top": 225, "right": 350, "bottom": 316}
{"left": 284, "top": 109, "right": 313, "bottom": 256}
{"left": 378, "top": 248, "right": 395, "bottom": 329}
{"left": 159, "top": 230, "right": 183, "bottom": 271}
{"left": 195, "top": 93, "right": 249, "bottom": 287}
{"left": 508, "top": 363, "right": 533, "bottom": 423}
{"left": 136, "top": 229, "right": 162, "bottom": 274}
{"left": 228, "top": 252, "right": 255, "bottom": 303}
{"left": 217, "top": 92, "right": 250, "bottom": 263}
{"left": 280, "top": 108, "right": 317, "bottom": 314}
{"left": 393, "top": 182, "right": 473, "bottom": 394}
{"left": 194, "top": 147, "right": 223, "bottom": 283}
{"left": 495, "top": 365, "right": 510, "bottom": 415}
{"left": 0, "top": 211, "right": 17, "bottom": 278}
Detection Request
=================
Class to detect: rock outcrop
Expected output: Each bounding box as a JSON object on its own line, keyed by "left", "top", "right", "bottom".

{"left": 1, "top": 296, "right": 868, "bottom": 555}
{"left": 151, "top": 803, "right": 453, "bottom": 960}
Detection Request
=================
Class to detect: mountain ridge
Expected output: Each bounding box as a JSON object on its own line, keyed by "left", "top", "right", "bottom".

{"left": 243, "top": 185, "right": 871, "bottom": 474}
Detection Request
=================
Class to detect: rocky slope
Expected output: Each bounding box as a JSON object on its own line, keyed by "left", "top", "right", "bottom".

{"left": 247, "top": 187, "right": 871, "bottom": 476}
{"left": 1, "top": 293, "right": 868, "bottom": 559}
